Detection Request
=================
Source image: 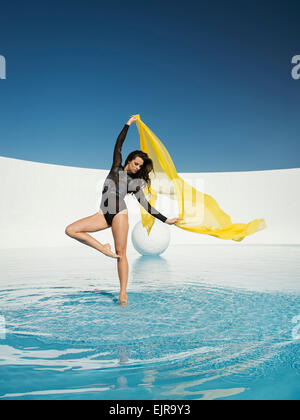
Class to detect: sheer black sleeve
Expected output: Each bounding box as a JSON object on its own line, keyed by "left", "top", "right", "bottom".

{"left": 112, "top": 123, "right": 130, "bottom": 168}
{"left": 134, "top": 185, "right": 168, "bottom": 223}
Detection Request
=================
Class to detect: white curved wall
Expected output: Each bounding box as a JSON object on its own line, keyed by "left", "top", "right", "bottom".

{"left": 0, "top": 155, "right": 299, "bottom": 249}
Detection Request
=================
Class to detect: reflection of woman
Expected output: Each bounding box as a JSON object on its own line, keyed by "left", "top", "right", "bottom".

{"left": 65, "top": 115, "right": 181, "bottom": 305}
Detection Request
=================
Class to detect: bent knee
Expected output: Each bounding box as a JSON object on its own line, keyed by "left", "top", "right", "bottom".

{"left": 65, "top": 225, "right": 77, "bottom": 237}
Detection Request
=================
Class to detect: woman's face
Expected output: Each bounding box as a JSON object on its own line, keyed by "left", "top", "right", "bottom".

{"left": 128, "top": 157, "right": 144, "bottom": 174}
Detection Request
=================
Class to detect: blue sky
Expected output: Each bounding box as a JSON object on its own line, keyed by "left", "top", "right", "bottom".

{"left": 0, "top": 0, "right": 299, "bottom": 172}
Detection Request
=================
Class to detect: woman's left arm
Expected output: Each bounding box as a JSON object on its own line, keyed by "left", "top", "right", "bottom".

{"left": 134, "top": 187, "right": 182, "bottom": 224}
{"left": 134, "top": 185, "right": 168, "bottom": 223}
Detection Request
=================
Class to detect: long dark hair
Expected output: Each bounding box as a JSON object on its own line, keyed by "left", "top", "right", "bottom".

{"left": 122, "top": 150, "right": 154, "bottom": 190}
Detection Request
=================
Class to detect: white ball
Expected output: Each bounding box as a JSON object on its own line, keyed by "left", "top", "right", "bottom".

{"left": 131, "top": 220, "right": 170, "bottom": 256}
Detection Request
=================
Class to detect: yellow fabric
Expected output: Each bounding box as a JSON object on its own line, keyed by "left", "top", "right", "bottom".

{"left": 134, "top": 114, "right": 266, "bottom": 242}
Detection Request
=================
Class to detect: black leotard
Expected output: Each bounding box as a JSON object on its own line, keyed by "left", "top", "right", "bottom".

{"left": 99, "top": 123, "right": 168, "bottom": 226}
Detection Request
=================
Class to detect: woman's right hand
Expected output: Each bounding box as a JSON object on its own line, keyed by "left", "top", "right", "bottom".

{"left": 127, "top": 115, "right": 138, "bottom": 125}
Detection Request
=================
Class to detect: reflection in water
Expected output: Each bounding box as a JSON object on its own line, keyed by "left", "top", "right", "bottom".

{"left": 0, "top": 245, "right": 299, "bottom": 400}
{"left": 200, "top": 388, "right": 245, "bottom": 400}
{"left": 131, "top": 256, "right": 171, "bottom": 288}
{"left": 116, "top": 346, "right": 129, "bottom": 389}
{"left": 117, "top": 376, "right": 128, "bottom": 389}
{"left": 116, "top": 346, "right": 158, "bottom": 393}
{"left": 118, "top": 346, "right": 129, "bottom": 365}
{"left": 141, "top": 369, "right": 157, "bottom": 393}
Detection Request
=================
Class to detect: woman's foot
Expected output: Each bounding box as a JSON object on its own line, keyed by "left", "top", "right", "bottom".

{"left": 119, "top": 292, "right": 128, "bottom": 306}
{"left": 101, "top": 243, "right": 120, "bottom": 259}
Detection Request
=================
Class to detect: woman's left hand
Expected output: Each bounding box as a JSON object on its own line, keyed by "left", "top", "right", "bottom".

{"left": 166, "top": 217, "right": 183, "bottom": 225}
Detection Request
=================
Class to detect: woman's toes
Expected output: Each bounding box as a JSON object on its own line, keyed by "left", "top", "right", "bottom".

{"left": 119, "top": 294, "right": 128, "bottom": 305}
{"left": 99, "top": 243, "right": 120, "bottom": 259}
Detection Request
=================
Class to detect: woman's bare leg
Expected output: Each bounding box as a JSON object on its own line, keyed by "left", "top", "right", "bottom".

{"left": 65, "top": 212, "right": 120, "bottom": 259}
{"left": 111, "top": 211, "right": 129, "bottom": 305}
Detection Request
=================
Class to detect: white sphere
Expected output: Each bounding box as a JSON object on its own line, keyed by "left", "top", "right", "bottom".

{"left": 131, "top": 220, "right": 170, "bottom": 256}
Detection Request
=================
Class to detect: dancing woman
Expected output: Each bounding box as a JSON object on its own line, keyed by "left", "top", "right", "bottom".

{"left": 65, "top": 115, "right": 181, "bottom": 305}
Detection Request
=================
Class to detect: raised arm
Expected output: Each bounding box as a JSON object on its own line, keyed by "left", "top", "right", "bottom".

{"left": 134, "top": 185, "right": 168, "bottom": 223}
{"left": 112, "top": 123, "right": 130, "bottom": 168}
{"left": 112, "top": 116, "right": 138, "bottom": 168}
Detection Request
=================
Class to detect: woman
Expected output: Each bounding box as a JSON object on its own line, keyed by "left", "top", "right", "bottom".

{"left": 65, "top": 115, "right": 181, "bottom": 305}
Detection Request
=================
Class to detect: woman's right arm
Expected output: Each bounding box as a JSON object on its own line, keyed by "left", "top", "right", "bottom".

{"left": 112, "top": 123, "right": 130, "bottom": 168}
{"left": 112, "top": 115, "right": 137, "bottom": 168}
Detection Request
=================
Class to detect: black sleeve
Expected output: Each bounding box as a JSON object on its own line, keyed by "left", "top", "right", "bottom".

{"left": 134, "top": 185, "right": 168, "bottom": 223}
{"left": 112, "top": 123, "right": 130, "bottom": 168}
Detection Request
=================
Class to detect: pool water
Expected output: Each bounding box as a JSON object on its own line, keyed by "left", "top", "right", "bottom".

{"left": 0, "top": 244, "right": 299, "bottom": 400}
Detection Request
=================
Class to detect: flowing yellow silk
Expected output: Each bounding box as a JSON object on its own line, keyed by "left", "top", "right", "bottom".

{"left": 134, "top": 114, "right": 266, "bottom": 242}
